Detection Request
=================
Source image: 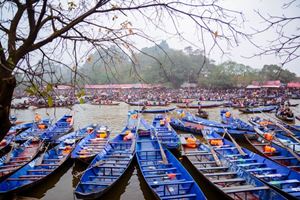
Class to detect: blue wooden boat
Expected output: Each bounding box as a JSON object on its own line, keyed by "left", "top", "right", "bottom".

{"left": 180, "top": 133, "right": 287, "bottom": 200}
{"left": 246, "top": 128, "right": 300, "bottom": 171}
{"left": 74, "top": 126, "right": 136, "bottom": 199}
{"left": 14, "top": 119, "right": 51, "bottom": 142}
{"left": 54, "top": 124, "right": 98, "bottom": 144}
{"left": 177, "top": 103, "right": 222, "bottom": 109}
{"left": 71, "top": 126, "right": 110, "bottom": 163}
{"left": 151, "top": 115, "right": 180, "bottom": 149}
{"left": 134, "top": 107, "right": 176, "bottom": 113}
{"left": 136, "top": 119, "right": 206, "bottom": 200}
{"left": 0, "top": 122, "right": 34, "bottom": 152}
{"left": 172, "top": 110, "right": 254, "bottom": 136}
{"left": 249, "top": 116, "right": 300, "bottom": 136}
{"left": 206, "top": 129, "right": 300, "bottom": 199}
{"left": 239, "top": 106, "right": 278, "bottom": 114}
{"left": 170, "top": 118, "right": 203, "bottom": 135}
{"left": 220, "top": 110, "right": 254, "bottom": 132}
{"left": 0, "top": 139, "right": 75, "bottom": 193}
{"left": 0, "top": 139, "right": 43, "bottom": 179}
{"left": 40, "top": 114, "right": 74, "bottom": 141}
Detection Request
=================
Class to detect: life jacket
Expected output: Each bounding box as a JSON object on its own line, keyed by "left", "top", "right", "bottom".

{"left": 167, "top": 173, "right": 176, "bottom": 179}
{"left": 225, "top": 112, "right": 231, "bottom": 118}
{"left": 160, "top": 120, "right": 165, "bottom": 126}
{"left": 210, "top": 139, "right": 223, "bottom": 146}
{"left": 38, "top": 124, "right": 46, "bottom": 129}
{"left": 185, "top": 137, "right": 197, "bottom": 148}
{"left": 62, "top": 145, "right": 72, "bottom": 155}
{"left": 259, "top": 121, "right": 272, "bottom": 126}
{"left": 264, "top": 133, "right": 273, "bottom": 141}
{"left": 264, "top": 145, "right": 276, "bottom": 153}
{"left": 35, "top": 114, "right": 41, "bottom": 122}
{"left": 97, "top": 131, "right": 107, "bottom": 138}
{"left": 123, "top": 131, "right": 134, "bottom": 141}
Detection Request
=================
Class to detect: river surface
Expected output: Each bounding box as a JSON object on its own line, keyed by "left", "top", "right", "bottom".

{"left": 7, "top": 101, "right": 300, "bottom": 200}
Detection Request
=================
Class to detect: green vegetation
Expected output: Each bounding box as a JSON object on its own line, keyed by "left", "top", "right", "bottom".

{"left": 79, "top": 41, "right": 297, "bottom": 88}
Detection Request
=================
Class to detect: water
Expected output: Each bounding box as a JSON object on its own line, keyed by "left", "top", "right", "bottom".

{"left": 7, "top": 101, "right": 300, "bottom": 200}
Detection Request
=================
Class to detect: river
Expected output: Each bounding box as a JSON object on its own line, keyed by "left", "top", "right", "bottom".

{"left": 7, "top": 101, "right": 300, "bottom": 200}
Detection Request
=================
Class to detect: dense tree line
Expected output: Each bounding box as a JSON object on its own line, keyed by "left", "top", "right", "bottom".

{"left": 79, "top": 41, "right": 297, "bottom": 88}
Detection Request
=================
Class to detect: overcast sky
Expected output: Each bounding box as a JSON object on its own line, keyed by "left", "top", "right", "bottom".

{"left": 126, "top": 0, "right": 300, "bottom": 75}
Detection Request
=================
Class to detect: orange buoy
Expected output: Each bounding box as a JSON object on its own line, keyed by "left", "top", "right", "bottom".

{"left": 186, "top": 137, "right": 197, "bottom": 148}
{"left": 210, "top": 139, "right": 223, "bottom": 146}
{"left": 264, "top": 133, "right": 273, "bottom": 141}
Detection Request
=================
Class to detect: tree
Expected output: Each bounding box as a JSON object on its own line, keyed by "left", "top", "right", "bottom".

{"left": 254, "top": 0, "right": 300, "bottom": 66}
{"left": 260, "top": 64, "right": 297, "bottom": 83}
{"left": 0, "top": 0, "right": 249, "bottom": 141}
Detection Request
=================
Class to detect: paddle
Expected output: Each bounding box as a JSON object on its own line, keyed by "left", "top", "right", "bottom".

{"left": 153, "top": 128, "right": 168, "bottom": 164}
{"left": 5, "top": 141, "right": 19, "bottom": 164}
{"left": 202, "top": 129, "right": 221, "bottom": 166}
{"left": 35, "top": 143, "right": 50, "bottom": 166}
{"left": 223, "top": 128, "right": 246, "bottom": 156}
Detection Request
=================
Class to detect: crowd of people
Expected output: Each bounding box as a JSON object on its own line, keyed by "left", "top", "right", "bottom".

{"left": 11, "top": 87, "right": 300, "bottom": 109}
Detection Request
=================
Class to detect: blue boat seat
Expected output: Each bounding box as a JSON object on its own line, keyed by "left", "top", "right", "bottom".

{"left": 141, "top": 163, "right": 173, "bottom": 168}
{"left": 89, "top": 175, "right": 118, "bottom": 179}
{"left": 185, "top": 152, "right": 212, "bottom": 156}
{"left": 271, "top": 156, "right": 295, "bottom": 160}
{"left": 217, "top": 147, "right": 237, "bottom": 151}
{"left": 212, "top": 178, "right": 245, "bottom": 184}
{"left": 7, "top": 177, "right": 40, "bottom": 181}
{"left": 282, "top": 187, "right": 300, "bottom": 194}
{"left": 137, "top": 149, "right": 161, "bottom": 152}
{"left": 246, "top": 167, "right": 276, "bottom": 173}
{"left": 80, "top": 181, "right": 113, "bottom": 186}
{"left": 223, "top": 185, "right": 269, "bottom": 194}
{"left": 269, "top": 179, "right": 300, "bottom": 188}
{"left": 19, "top": 174, "right": 46, "bottom": 178}
{"left": 237, "top": 163, "right": 265, "bottom": 168}
{"left": 204, "top": 172, "right": 237, "bottom": 177}
{"left": 160, "top": 193, "right": 197, "bottom": 199}
{"left": 27, "top": 169, "right": 53, "bottom": 172}
{"left": 192, "top": 161, "right": 216, "bottom": 165}
{"left": 197, "top": 166, "right": 228, "bottom": 171}
{"left": 144, "top": 173, "right": 181, "bottom": 178}
{"left": 230, "top": 158, "right": 256, "bottom": 163}
{"left": 143, "top": 167, "right": 177, "bottom": 173}
{"left": 224, "top": 154, "right": 244, "bottom": 158}
{"left": 256, "top": 173, "right": 287, "bottom": 179}
{"left": 150, "top": 180, "right": 194, "bottom": 186}
{"left": 184, "top": 150, "right": 207, "bottom": 154}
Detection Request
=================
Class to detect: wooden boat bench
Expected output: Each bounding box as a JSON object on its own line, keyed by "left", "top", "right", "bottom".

{"left": 143, "top": 167, "right": 177, "bottom": 173}
{"left": 223, "top": 185, "right": 269, "bottom": 194}
{"left": 271, "top": 156, "right": 296, "bottom": 160}
{"left": 144, "top": 173, "right": 181, "bottom": 179}
{"left": 141, "top": 163, "right": 173, "bottom": 168}
{"left": 237, "top": 163, "right": 265, "bottom": 168}
{"left": 246, "top": 167, "right": 276, "bottom": 173}
{"left": 80, "top": 181, "right": 113, "bottom": 186}
{"left": 204, "top": 171, "right": 237, "bottom": 177}
{"left": 160, "top": 193, "right": 197, "bottom": 199}
{"left": 256, "top": 173, "right": 287, "bottom": 179}
{"left": 212, "top": 178, "right": 246, "bottom": 185}
{"left": 229, "top": 158, "right": 256, "bottom": 163}
{"left": 269, "top": 179, "right": 300, "bottom": 188}
{"left": 150, "top": 180, "right": 193, "bottom": 187}
{"left": 197, "top": 166, "right": 228, "bottom": 172}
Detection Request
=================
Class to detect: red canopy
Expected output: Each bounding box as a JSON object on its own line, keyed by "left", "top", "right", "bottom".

{"left": 287, "top": 82, "right": 300, "bottom": 88}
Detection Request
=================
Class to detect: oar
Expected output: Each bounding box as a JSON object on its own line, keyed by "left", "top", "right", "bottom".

{"left": 35, "top": 143, "right": 50, "bottom": 166}
{"left": 202, "top": 129, "right": 221, "bottom": 166}
{"left": 223, "top": 128, "right": 246, "bottom": 156}
{"left": 153, "top": 128, "right": 168, "bottom": 164}
{"left": 275, "top": 123, "right": 300, "bottom": 144}
{"left": 5, "top": 141, "right": 19, "bottom": 164}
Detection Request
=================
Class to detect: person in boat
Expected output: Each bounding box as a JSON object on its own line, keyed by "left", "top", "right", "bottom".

{"left": 34, "top": 112, "right": 42, "bottom": 123}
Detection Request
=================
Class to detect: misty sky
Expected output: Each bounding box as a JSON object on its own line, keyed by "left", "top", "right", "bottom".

{"left": 127, "top": 0, "right": 300, "bottom": 75}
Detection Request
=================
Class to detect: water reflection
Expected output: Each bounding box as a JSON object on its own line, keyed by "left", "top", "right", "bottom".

{"left": 5, "top": 101, "right": 299, "bottom": 200}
